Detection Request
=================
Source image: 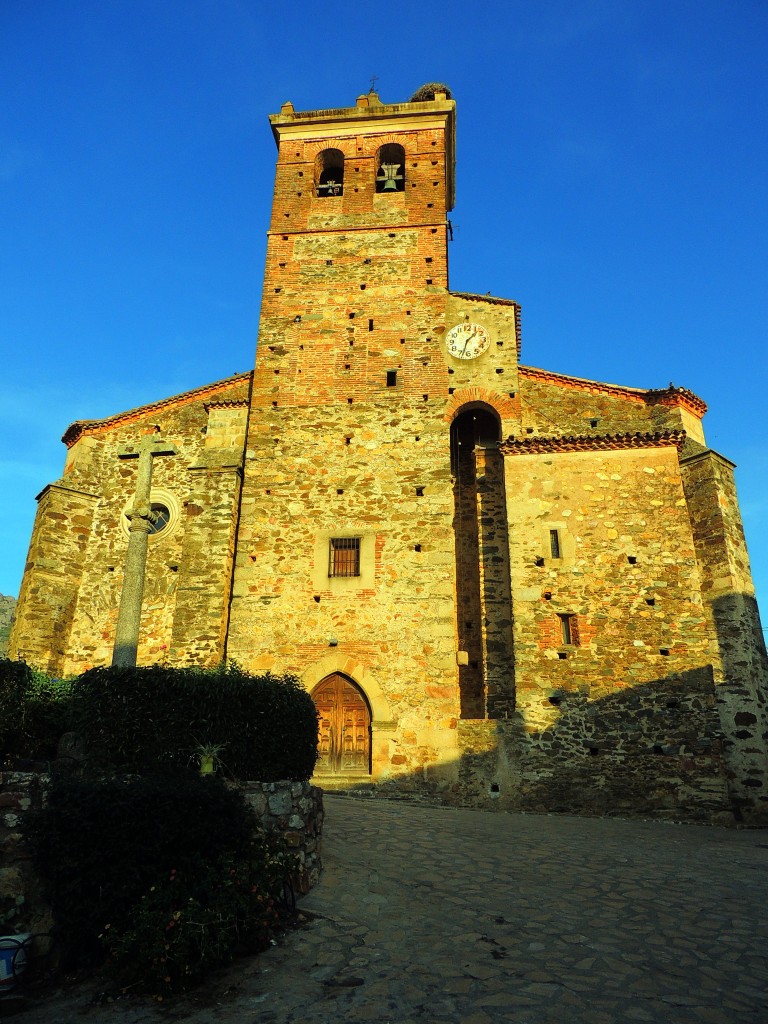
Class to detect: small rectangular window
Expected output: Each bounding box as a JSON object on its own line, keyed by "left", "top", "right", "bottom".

{"left": 559, "top": 613, "right": 574, "bottom": 645}
{"left": 329, "top": 537, "right": 360, "bottom": 578}
{"left": 386, "top": 370, "right": 397, "bottom": 387}
{"left": 550, "top": 529, "right": 561, "bottom": 559}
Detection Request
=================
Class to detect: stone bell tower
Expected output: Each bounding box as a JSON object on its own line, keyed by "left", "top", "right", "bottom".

{"left": 226, "top": 86, "right": 479, "bottom": 779}
{"left": 247, "top": 85, "right": 456, "bottom": 412}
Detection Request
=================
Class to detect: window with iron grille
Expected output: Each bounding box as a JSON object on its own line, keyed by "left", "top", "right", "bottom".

{"left": 329, "top": 537, "right": 361, "bottom": 577}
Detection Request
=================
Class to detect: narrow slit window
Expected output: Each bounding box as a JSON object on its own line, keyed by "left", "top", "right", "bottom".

{"left": 329, "top": 537, "right": 361, "bottom": 578}
{"left": 550, "top": 529, "right": 561, "bottom": 559}
{"left": 386, "top": 370, "right": 397, "bottom": 387}
{"left": 558, "top": 614, "right": 574, "bottom": 646}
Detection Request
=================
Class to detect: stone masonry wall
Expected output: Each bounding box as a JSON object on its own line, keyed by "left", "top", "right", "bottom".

{"left": 518, "top": 367, "right": 705, "bottom": 443}
{"left": 0, "top": 772, "right": 52, "bottom": 941}
{"left": 9, "top": 485, "right": 97, "bottom": 674}
{"left": 241, "top": 781, "right": 323, "bottom": 894}
{"left": 681, "top": 449, "right": 768, "bottom": 822}
{"left": 452, "top": 674, "right": 732, "bottom": 823}
{"left": 11, "top": 376, "right": 250, "bottom": 677}
{"left": 505, "top": 443, "right": 714, "bottom": 731}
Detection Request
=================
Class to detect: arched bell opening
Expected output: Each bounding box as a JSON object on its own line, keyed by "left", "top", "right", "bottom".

{"left": 311, "top": 673, "right": 372, "bottom": 776}
{"left": 375, "top": 143, "right": 405, "bottom": 193}
{"left": 450, "top": 405, "right": 501, "bottom": 474}
{"left": 450, "top": 405, "right": 515, "bottom": 719}
{"left": 315, "top": 148, "right": 345, "bottom": 197}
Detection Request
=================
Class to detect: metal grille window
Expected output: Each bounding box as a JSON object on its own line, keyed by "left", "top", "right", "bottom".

{"left": 329, "top": 537, "right": 361, "bottom": 578}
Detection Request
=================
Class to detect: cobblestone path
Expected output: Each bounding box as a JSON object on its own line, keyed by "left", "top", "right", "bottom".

{"left": 20, "top": 794, "right": 768, "bottom": 1023}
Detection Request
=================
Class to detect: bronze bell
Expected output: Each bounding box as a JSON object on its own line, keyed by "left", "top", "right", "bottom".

{"left": 379, "top": 162, "right": 403, "bottom": 191}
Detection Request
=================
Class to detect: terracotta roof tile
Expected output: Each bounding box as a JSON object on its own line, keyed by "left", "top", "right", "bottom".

{"left": 519, "top": 365, "right": 707, "bottom": 417}
{"left": 62, "top": 372, "right": 252, "bottom": 448}
{"left": 499, "top": 429, "right": 686, "bottom": 456}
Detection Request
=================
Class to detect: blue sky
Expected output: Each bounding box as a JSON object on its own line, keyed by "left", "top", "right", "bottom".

{"left": 2, "top": 1, "right": 767, "bottom": 624}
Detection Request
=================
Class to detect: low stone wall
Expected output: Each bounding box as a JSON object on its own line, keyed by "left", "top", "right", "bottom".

{"left": 0, "top": 772, "right": 52, "bottom": 941}
{"left": 0, "top": 773, "right": 324, "bottom": 940}
{"left": 241, "top": 781, "right": 324, "bottom": 894}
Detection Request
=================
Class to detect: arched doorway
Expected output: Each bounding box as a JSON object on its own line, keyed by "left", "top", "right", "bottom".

{"left": 450, "top": 403, "right": 515, "bottom": 719}
{"left": 312, "top": 673, "right": 371, "bottom": 776}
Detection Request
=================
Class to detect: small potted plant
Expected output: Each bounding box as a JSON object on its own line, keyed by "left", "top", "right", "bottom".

{"left": 194, "top": 741, "right": 226, "bottom": 775}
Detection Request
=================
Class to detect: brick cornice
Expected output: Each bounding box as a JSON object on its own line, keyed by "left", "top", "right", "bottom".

{"left": 519, "top": 365, "right": 707, "bottom": 417}
{"left": 62, "top": 373, "right": 252, "bottom": 448}
{"left": 499, "top": 430, "right": 687, "bottom": 456}
{"left": 443, "top": 387, "right": 520, "bottom": 424}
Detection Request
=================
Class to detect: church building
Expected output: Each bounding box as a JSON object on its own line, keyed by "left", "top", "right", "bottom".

{"left": 10, "top": 85, "right": 768, "bottom": 823}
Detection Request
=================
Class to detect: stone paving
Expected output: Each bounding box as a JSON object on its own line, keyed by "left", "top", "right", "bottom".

{"left": 15, "top": 794, "right": 768, "bottom": 1023}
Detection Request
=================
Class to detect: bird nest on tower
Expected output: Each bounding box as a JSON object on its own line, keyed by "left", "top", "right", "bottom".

{"left": 409, "top": 82, "right": 453, "bottom": 101}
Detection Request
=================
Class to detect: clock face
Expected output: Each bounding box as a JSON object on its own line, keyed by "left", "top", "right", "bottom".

{"left": 446, "top": 322, "right": 491, "bottom": 360}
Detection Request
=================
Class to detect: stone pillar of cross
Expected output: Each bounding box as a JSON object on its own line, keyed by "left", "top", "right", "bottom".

{"left": 112, "top": 434, "right": 176, "bottom": 667}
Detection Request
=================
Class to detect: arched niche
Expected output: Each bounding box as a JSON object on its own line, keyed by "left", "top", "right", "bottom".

{"left": 375, "top": 143, "right": 405, "bottom": 193}
{"left": 315, "top": 148, "right": 344, "bottom": 196}
{"left": 302, "top": 651, "right": 394, "bottom": 725}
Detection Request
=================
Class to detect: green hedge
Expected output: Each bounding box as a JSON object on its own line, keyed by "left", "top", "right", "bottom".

{"left": 0, "top": 658, "right": 29, "bottom": 755}
{"left": 0, "top": 659, "right": 73, "bottom": 762}
{"left": 70, "top": 664, "right": 318, "bottom": 780}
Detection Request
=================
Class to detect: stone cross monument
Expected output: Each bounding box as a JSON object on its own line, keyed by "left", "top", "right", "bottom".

{"left": 112, "top": 434, "right": 176, "bottom": 667}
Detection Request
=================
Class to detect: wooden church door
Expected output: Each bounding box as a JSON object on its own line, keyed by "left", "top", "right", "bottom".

{"left": 313, "top": 674, "right": 371, "bottom": 776}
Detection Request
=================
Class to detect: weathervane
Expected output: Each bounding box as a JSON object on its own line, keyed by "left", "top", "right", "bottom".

{"left": 369, "top": 75, "right": 379, "bottom": 93}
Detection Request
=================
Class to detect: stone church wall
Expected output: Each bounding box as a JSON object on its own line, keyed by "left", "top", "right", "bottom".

{"left": 9, "top": 375, "right": 250, "bottom": 676}
{"left": 10, "top": 484, "right": 97, "bottom": 674}
{"left": 451, "top": 675, "right": 732, "bottom": 822}
{"left": 681, "top": 449, "right": 768, "bottom": 821}
{"left": 505, "top": 441, "right": 713, "bottom": 732}
{"left": 519, "top": 366, "right": 705, "bottom": 442}
{"left": 9, "top": 90, "right": 768, "bottom": 824}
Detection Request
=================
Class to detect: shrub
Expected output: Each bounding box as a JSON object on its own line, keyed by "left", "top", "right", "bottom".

{"left": 69, "top": 664, "right": 318, "bottom": 780}
{"left": 108, "top": 839, "right": 291, "bottom": 994}
{"left": 27, "top": 772, "right": 295, "bottom": 986}
{"left": 0, "top": 660, "right": 73, "bottom": 762}
{"left": 0, "top": 658, "right": 30, "bottom": 756}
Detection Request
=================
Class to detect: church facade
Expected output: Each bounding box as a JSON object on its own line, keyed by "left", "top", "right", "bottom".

{"left": 10, "top": 87, "right": 768, "bottom": 823}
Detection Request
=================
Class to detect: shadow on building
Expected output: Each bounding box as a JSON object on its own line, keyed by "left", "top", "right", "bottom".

{"left": 325, "top": 585, "right": 768, "bottom": 827}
